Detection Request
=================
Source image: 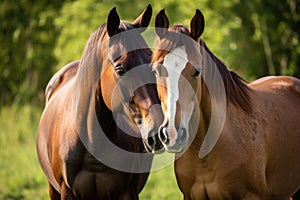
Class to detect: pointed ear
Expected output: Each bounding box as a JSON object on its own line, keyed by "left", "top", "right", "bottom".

{"left": 154, "top": 9, "right": 169, "bottom": 39}
{"left": 190, "top": 9, "right": 205, "bottom": 41}
{"left": 132, "top": 4, "right": 152, "bottom": 32}
{"left": 107, "top": 7, "right": 120, "bottom": 37}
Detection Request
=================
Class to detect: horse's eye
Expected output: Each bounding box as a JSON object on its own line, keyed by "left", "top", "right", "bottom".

{"left": 193, "top": 70, "right": 201, "bottom": 78}
{"left": 153, "top": 68, "right": 159, "bottom": 77}
{"left": 152, "top": 64, "right": 159, "bottom": 77}
{"left": 115, "top": 64, "right": 126, "bottom": 76}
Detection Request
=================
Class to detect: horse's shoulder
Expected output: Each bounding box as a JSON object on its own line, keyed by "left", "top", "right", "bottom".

{"left": 37, "top": 94, "right": 81, "bottom": 192}
{"left": 45, "top": 61, "right": 79, "bottom": 103}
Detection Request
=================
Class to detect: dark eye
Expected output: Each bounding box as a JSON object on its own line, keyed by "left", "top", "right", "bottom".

{"left": 152, "top": 64, "right": 169, "bottom": 77}
{"left": 153, "top": 68, "right": 159, "bottom": 77}
{"left": 115, "top": 64, "right": 126, "bottom": 76}
{"left": 193, "top": 70, "right": 201, "bottom": 78}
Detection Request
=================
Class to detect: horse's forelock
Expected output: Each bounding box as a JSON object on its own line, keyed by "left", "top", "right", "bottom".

{"left": 80, "top": 20, "right": 151, "bottom": 66}
{"left": 152, "top": 24, "right": 191, "bottom": 64}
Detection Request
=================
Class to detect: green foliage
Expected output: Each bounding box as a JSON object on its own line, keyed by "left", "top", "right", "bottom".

{"left": 0, "top": 0, "right": 70, "bottom": 106}
{"left": 54, "top": 0, "right": 111, "bottom": 69}
{"left": 208, "top": 0, "right": 300, "bottom": 78}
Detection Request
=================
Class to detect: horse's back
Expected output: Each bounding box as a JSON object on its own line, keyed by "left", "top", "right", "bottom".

{"left": 249, "top": 76, "right": 300, "bottom": 119}
{"left": 249, "top": 76, "right": 300, "bottom": 94}
{"left": 249, "top": 76, "right": 300, "bottom": 128}
{"left": 45, "top": 61, "right": 79, "bottom": 103}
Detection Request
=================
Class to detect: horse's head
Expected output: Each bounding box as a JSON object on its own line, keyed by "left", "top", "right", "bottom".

{"left": 90, "top": 5, "right": 164, "bottom": 153}
{"left": 151, "top": 9, "right": 205, "bottom": 153}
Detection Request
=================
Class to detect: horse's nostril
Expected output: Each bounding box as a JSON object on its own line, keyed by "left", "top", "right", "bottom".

{"left": 159, "top": 127, "right": 168, "bottom": 144}
{"left": 179, "top": 128, "right": 188, "bottom": 141}
{"left": 148, "top": 136, "right": 155, "bottom": 147}
{"left": 137, "top": 119, "right": 142, "bottom": 125}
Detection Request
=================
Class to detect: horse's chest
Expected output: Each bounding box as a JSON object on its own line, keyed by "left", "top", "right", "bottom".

{"left": 72, "top": 168, "right": 132, "bottom": 198}
{"left": 69, "top": 152, "right": 133, "bottom": 198}
{"left": 189, "top": 179, "right": 246, "bottom": 200}
{"left": 176, "top": 159, "right": 248, "bottom": 200}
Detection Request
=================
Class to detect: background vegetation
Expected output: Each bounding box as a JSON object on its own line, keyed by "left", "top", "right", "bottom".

{"left": 0, "top": 0, "right": 299, "bottom": 199}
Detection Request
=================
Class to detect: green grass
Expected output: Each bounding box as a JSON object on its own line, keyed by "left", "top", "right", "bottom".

{"left": 0, "top": 105, "right": 182, "bottom": 199}
{"left": 0, "top": 105, "right": 48, "bottom": 200}
{"left": 140, "top": 164, "right": 182, "bottom": 200}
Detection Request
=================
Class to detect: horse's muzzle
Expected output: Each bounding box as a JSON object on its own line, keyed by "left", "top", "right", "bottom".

{"left": 158, "top": 126, "right": 188, "bottom": 153}
{"left": 143, "top": 130, "right": 165, "bottom": 154}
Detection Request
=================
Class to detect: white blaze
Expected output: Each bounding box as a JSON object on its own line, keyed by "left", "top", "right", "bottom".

{"left": 162, "top": 46, "right": 188, "bottom": 146}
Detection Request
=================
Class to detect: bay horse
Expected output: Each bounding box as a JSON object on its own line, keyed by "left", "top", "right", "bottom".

{"left": 37, "top": 5, "right": 163, "bottom": 199}
{"left": 152, "top": 9, "right": 300, "bottom": 200}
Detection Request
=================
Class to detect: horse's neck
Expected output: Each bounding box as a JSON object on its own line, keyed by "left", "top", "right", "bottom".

{"left": 195, "top": 78, "right": 212, "bottom": 145}
{"left": 70, "top": 51, "right": 115, "bottom": 136}
{"left": 192, "top": 76, "right": 227, "bottom": 158}
{"left": 95, "top": 85, "right": 114, "bottom": 132}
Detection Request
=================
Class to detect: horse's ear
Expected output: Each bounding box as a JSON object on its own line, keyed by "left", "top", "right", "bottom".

{"left": 132, "top": 4, "right": 152, "bottom": 32}
{"left": 107, "top": 7, "right": 120, "bottom": 37}
{"left": 190, "top": 9, "right": 205, "bottom": 41}
{"left": 154, "top": 9, "right": 169, "bottom": 39}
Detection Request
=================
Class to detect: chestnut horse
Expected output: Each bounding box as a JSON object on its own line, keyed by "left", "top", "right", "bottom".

{"left": 37, "top": 5, "right": 163, "bottom": 199}
{"left": 152, "top": 9, "right": 300, "bottom": 200}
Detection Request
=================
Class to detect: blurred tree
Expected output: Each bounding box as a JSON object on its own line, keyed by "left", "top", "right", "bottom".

{"left": 208, "top": 0, "right": 300, "bottom": 79}
{"left": 54, "top": 0, "right": 162, "bottom": 69}
{"left": 0, "top": 0, "right": 69, "bottom": 106}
